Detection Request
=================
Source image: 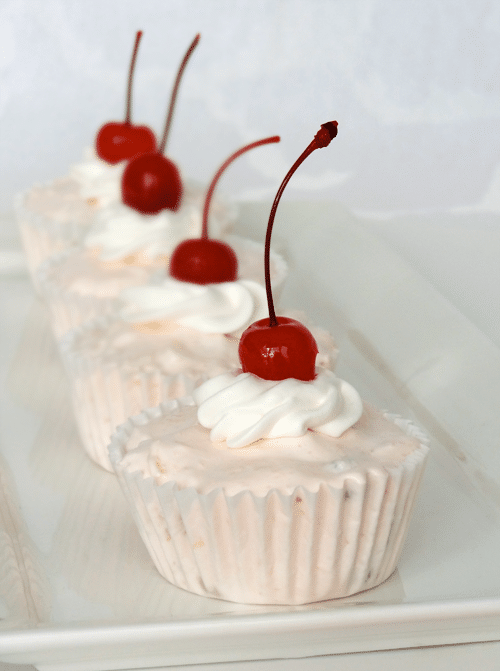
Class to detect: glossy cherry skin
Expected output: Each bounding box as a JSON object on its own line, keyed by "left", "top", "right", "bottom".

{"left": 121, "top": 152, "right": 182, "bottom": 214}
{"left": 169, "top": 238, "right": 237, "bottom": 284}
{"left": 238, "top": 317, "right": 318, "bottom": 381}
{"left": 96, "top": 122, "right": 156, "bottom": 164}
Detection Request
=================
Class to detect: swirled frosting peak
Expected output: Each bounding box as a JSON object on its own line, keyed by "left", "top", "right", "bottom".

{"left": 119, "top": 277, "right": 268, "bottom": 335}
{"left": 70, "top": 147, "right": 124, "bottom": 206}
{"left": 193, "top": 368, "right": 364, "bottom": 448}
{"left": 84, "top": 201, "right": 189, "bottom": 261}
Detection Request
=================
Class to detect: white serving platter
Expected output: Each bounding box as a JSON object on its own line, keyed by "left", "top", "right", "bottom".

{"left": 0, "top": 201, "right": 499, "bottom": 671}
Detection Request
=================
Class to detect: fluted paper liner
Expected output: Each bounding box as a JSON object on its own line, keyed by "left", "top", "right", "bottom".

{"left": 109, "top": 399, "right": 429, "bottom": 605}
{"left": 36, "top": 248, "right": 123, "bottom": 339}
{"left": 60, "top": 317, "right": 212, "bottom": 472}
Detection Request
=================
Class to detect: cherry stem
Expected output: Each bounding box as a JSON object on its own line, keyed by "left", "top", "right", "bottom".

{"left": 125, "top": 31, "right": 143, "bottom": 125}
{"left": 202, "top": 135, "right": 280, "bottom": 239}
{"left": 264, "top": 121, "right": 338, "bottom": 327}
{"left": 158, "top": 34, "right": 200, "bottom": 154}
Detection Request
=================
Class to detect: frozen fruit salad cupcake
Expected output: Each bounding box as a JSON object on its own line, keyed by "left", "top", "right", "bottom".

{"left": 108, "top": 121, "right": 429, "bottom": 605}
{"left": 109, "top": 379, "right": 428, "bottom": 604}
{"left": 60, "top": 286, "right": 333, "bottom": 471}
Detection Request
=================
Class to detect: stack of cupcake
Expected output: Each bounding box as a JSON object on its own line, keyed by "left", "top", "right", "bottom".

{"left": 16, "top": 32, "right": 429, "bottom": 606}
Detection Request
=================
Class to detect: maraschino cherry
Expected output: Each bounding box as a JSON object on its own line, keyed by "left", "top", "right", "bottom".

{"left": 169, "top": 135, "right": 281, "bottom": 285}
{"left": 96, "top": 31, "right": 156, "bottom": 164}
{"left": 238, "top": 121, "right": 338, "bottom": 382}
{"left": 121, "top": 34, "right": 200, "bottom": 215}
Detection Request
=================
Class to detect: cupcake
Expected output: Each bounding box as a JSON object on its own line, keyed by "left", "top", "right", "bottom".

{"left": 109, "top": 373, "right": 428, "bottom": 605}
{"left": 108, "top": 121, "right": 429, "bottom": 605}
{"left": 60, "top": 297, "right": 334, "bottom": 472}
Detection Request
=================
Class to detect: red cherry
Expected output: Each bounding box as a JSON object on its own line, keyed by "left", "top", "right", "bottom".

{"left": 96, "top": 31, "right": 157, "bottom": 164}
{"left": 239, "top": 317, "right": 318, "bottom": 381}
{"left": 168, "top": 134, "right": 280, "bottom": 284}
{"left": 122, "top": 152, "right": 182, "bottom": 213}
{"left": 96, "top": 122, "right": 156, "bottom": 164}
{"left": 238, "top": 121, "right": 338, "bottom": 381}
{"left": 121, "top": 34, "right": 200, "bottom": 214}
{"left": 169, "top": 238, "right": 237, "bottom": 284}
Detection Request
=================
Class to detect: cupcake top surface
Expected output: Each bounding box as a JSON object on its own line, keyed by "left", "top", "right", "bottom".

{"left": 41, "top": 235, "right": 286, "bottom": 303}
{"left": 66, "top": 316, "right": 240, "bottom": 378}
{"left": 115, "top": 395, "right": 426, "bottom": 497}
{"left": 22, "top": 147, "right": 124, "bottom": 224}
{"left": 65, "top": 309, "right": 336, "bottom": 374}
{"left": 23, "top": 177, "right": 97, "bottom": 225}
{"left": 40, "top": 248, "right": 154, "bottom": 297}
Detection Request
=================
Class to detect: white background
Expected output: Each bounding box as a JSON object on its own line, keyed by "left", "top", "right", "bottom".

{"left": 2, "top": 0, "right": 500, "bottom": 216}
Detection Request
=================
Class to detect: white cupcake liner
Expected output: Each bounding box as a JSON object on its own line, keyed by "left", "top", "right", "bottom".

{"left": 36, "top": 248, "right": 123, "bottom": 339}
{"left": 60, "top": 317, "right": 218, "bottom": 472}
{"left": 14, "top": 187, "right": 94, "bottom": 293}
{"left": 109, "top": 399, "right": 429, "bottom": 605}
{"left": 37, "top": 236, "right": 288, "bottom": 340}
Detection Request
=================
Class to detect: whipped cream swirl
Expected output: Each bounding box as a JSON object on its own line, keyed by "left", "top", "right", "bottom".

{"left": 71, "top": 147, "right": 124, "bottom": 206}
{"left": 194, "top": 368, "right": 364, "bottom": 448}
{"left": 84, "top": 200, "right": 198, "bottom": 261}
{"left": 119, "top": 277, "right": 268, "bottom": 335}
